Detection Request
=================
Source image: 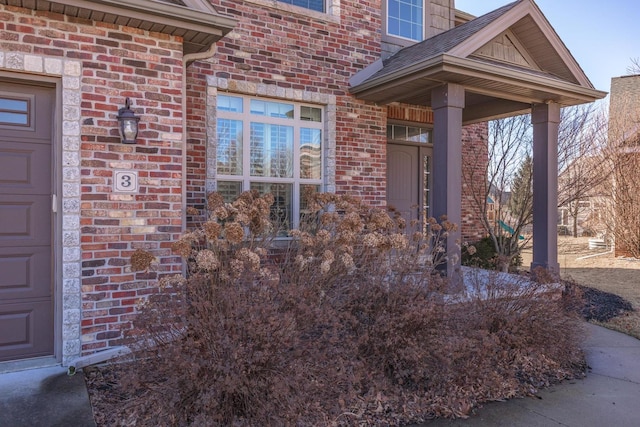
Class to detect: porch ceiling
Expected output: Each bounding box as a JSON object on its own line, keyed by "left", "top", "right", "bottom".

{"left": 0, "top": 0, "right": 237, "bottom": 54}
{"left": 350, "top": 0, "right": 607, "bottom": 125}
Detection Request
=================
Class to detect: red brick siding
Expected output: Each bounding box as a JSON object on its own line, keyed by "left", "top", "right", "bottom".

{"left": 185, "top": 62, "right": 211, "bottom": 226}
{"left": 461, "top": 123, "right": 489, "bottom": 243}
{"left": 187, "top": 1, "right": 487, "bottom": 222}
{"left": 186, "top": 0, "right": 387, "bottom": 220}
{"left": 0, "top": 5, "right": 185, "bottom": 354}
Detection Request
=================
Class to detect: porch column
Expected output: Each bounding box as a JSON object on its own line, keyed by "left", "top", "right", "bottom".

{"left": 531, "top": 102, "right": 561, "bottom": 274}
{"left": 431, "top": 83, "right": 465, "bottom": 279}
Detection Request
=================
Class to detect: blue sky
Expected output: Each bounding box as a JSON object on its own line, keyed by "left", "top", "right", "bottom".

{"left": 455, "top": 0, "right": 639, "bottom": 94}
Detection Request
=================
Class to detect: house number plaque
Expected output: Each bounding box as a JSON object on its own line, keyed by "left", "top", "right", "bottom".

{"left": 114, "top": 170, "right": 139, "bottom": 193}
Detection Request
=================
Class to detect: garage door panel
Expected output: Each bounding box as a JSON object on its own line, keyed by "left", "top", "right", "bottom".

{"left": 0, "top": 300, "right": 53, "bottom": 362}
{"left": 0, "top": 142, "right": 51, "bottom": 194}
{"left": 0, "top": 80, "right": 54, "bottom": 362}
{"left": 0, "top": 195, "right": 51, "bottom": 247}
{"left": 0, "top": 246, "right": 51, "bottom": 299}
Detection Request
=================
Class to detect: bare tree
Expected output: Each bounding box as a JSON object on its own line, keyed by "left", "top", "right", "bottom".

{"left": 463, "top": 114, "right": 532, "bottom": 271}
{"left": 557, "top": 104, "right": 610, "bottom": 237}
{"left": 626, "top": 57, "right": 640, "bottom": 75}
{"left": 464, "top": 104, "right": 609, "bottom": 270}
{"left": 602, "top": 75, "right": 640, "bottom": 257}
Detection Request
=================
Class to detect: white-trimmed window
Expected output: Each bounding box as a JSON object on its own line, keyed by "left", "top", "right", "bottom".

{"left": 278, "top": 0, "right": 324, "bottom": 12}
{"left": 387, "top": 0, "right": 424, "bottom": 41}
{"left": 216, "top": 94, "right": 323, "bottom": 233}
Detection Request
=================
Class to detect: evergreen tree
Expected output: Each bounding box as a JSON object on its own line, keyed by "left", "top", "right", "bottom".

{"left": 508, "top": 154, "right": 533, "bottom": 228}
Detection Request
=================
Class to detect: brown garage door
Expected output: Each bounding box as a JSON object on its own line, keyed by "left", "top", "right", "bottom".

{"left": 0, "top": 81, "right": 54, "bottom": 362}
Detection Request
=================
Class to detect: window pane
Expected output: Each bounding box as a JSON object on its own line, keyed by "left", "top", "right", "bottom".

{"left": 387, "top": 0, "right": 423, "bottom": 41}
{"left": 277, "top": 0, "right": 324, "bottom": 12}
{"left": 0, "top": 97, "right": 29, "bottom": 126}
{"left": 217, "top": 95, "right": 243, "bottom": 113}
{"left": 300, "top": 128, "right": 322, "bottom": 179}
{"left": 217, "top": 181, "right": 243, "bottom": 203}
{"left": 217, "top": 119, "right": 243, "bottom": 175}
{"left": 250, "top": 122, "right": 294, "bottom": 178}
{"left": 0, "top": 98, "right": 28, "bottom": 111}
{"left": 251, "top": 182, "right": 292, "bottom": 235}
{"left": 388, "top": 0, "right": 399, "bottom": 17}
{"left": 300, "top": 106, "right": 322, "bottom": 122}
{"left": 387, "top": 124, "right": 431, "bottom": 144}
{"left": 300, "top": 184, "right": 321, "bottom": 222}
{"left": 0, "top": 112, "right": 28, "bottom": 125}
{"left": 250, "top": 100, "right": 294, "bottom": 119}
{"left": 407, "top": 126, "right": 429, "bottom": 143}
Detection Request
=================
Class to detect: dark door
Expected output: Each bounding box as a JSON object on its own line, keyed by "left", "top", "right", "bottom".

{"left": 387, "top": 143, "right": 432, "bottom": 232}
{"left": 0, "top": 81, "right": 54, "bottom": 362}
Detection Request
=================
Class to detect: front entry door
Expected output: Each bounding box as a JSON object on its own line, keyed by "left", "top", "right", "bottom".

{"left": 387, "top": 143, "right": 431, "bottom": 232}
{"left": 0, "top": 81, "right": 55, "bottom": 362}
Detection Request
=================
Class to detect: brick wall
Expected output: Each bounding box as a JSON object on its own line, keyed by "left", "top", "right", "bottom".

{"left": 0, "top": 5, "right": 185, "bottom": 358}
{"left": 188, "top": 0, "right": 487, "bottom": 228}
{"left": 461, "top": 123, "right": 489, "bottom": 243}
{"left": 186, "top": 0, "right": 387, "bottom": 222}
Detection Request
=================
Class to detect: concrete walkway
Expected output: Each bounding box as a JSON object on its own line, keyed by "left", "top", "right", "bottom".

{"left": 0, "top": 323, "right": 638, "bottom": 427}
{"left": 0, "top": 365, "right": 95, "bottom": 427}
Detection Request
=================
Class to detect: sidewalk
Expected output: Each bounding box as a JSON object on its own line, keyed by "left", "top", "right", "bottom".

{"left": 0, "top": 365, "right": 96, "bottom": 427}
{"left": 417, "top": 323, "right": 640, "bottom": 426}
{"left": 0, "top": 323, "right": 638, "bottom": 427}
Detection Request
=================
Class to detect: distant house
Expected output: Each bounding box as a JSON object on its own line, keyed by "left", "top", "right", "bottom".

{"left": 608, "top": 74, "right": 640, "bottom": 256}
{"left": 0, "top": 0, "right": 604, "bottom": 368}
{"left": 557, "top": 155, "right": 609, "bottom": 238}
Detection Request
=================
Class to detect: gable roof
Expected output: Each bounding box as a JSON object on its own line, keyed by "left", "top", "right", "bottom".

{"left": 350, "top": 0, "right": 606, "bottom": 124}
{"left": 2, "top": 0, "right": 237, "bottom": 55}
{"left": 370, "top": 1, "right": 520, "bottom": 82}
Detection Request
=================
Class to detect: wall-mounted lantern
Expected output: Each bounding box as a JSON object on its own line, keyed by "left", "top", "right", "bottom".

{"left": 116, "top": 98, "right": 140, "bottom": 144}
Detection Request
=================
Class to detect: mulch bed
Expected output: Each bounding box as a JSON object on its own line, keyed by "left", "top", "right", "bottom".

{"left": 574, "top": 284, "right": 634, "bottom": 322}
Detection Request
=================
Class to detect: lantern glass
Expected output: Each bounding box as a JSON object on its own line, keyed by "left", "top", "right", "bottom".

{"left": 120, "top": 118, "right": 138, "bottom": 143}
{"left": 116, "top": 98, "right": 140, "bottom": 144}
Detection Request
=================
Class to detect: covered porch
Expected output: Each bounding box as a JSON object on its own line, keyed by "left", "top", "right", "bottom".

{"left": 350, "top": 0, "right": 606, "bottom": 278}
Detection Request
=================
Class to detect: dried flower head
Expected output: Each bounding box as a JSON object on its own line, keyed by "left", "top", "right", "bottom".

{"left": 338, "top": 211, "right": 364, "bottom": 233}
{"left": 389, "top": 233, "right": 408, "bottom": 250}
{"left": 203, "top": 221, "right": 222, "bottom": 241}
{"left": 207, "top": 192, "right": 225, "bottom": 211}
{"left": 340, "top": 252, "right": 354, "bottom": 270}
{"left": 224, "top": 221, "right": 245, "bottom": 244}
{"left": 212, "top": 206, "right": 229, "bottom": 220}
{"left": 171, "top": 239, "right": 192, "bottom": 258}
{"left": 315, "top": 229, "right": 331, "bottom": 245}
{"left": 130, "top": 249, "right": 156, "bottom": 271}
{"left": 158, "top": 274, "right": 187, "bottom": 290}
{"left": 236, "top": 247, "right": 261, "bottom": 272}
{"left": 320, "top": 260, "right": 332, "bottom": 275}
{"left": 195, "top": 249, "right": 220, "bottom": 271}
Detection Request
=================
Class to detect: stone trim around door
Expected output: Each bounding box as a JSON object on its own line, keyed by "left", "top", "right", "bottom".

{"left": 0, "top": 52, "right": 83, "bottom": 366}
